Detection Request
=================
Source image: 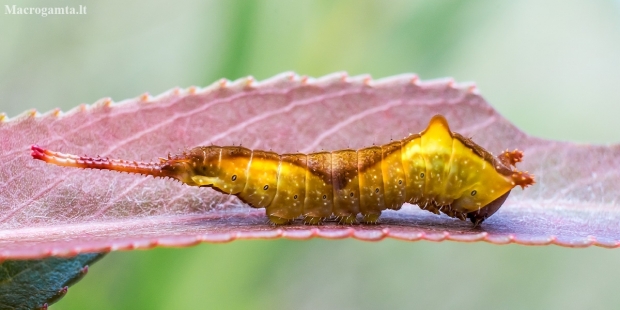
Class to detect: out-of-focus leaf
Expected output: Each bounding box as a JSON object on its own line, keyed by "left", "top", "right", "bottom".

{"left": 0, "top": 253, "right": 104, "bottom": 309}
{"left": 0, "top": 72, "right": 618, "bottom": 260}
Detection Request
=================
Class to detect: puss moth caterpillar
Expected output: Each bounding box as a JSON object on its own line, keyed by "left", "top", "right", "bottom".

{"left": 32, "top": 115, "right": 534, "bottom": 226}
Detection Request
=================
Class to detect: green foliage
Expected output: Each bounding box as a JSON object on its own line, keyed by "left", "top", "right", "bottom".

{"left": 0, "top": 253, "right": 104, "bottom": 309}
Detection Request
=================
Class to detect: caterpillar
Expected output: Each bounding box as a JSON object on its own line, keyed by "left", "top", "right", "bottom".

{"left": 31, "top": 115, "right": 534, "bottom": 226}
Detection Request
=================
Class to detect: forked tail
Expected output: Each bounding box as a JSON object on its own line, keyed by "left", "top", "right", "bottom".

{"left": 31, "top": 145, "right": 172, "bottom": 179}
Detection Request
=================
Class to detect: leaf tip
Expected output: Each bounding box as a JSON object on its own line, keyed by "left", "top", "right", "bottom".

{"left": 58, "top": 286, "right": 69, "bottom": 297}
{"left": 219, "top": 79, "right": 228, "bottom": 88}
{"left": 363, "top": 75, "right": 372, "bottom": 86}
{"left": 245, "top": 76, "right": 255, "bottom": 88}
{"left": 140, "top": 93, "right": 151, "bottom": 102}
{"left": 14, "top": 109, "right": 40, "bottom": 120}
{"left": 467, "top": 83, "right": 479, "bottom": 94}
{"left": 44, "top": 286, "right": 69, "bottom": 307}
{"left": 36, "top": 303, "right": 49, "bottom": 310}
{"left": 93, "top": 97, "right": 113, "bottom": 108}
{"left": 447, "top": 78, "right": 455, "bottom": 88}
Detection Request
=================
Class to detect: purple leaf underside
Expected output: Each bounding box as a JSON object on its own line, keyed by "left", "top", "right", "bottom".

{"left": 1, "top": 72, "right": 619, "bottom": 260}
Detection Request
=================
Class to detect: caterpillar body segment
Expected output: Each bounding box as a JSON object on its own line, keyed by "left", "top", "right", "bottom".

{"left": 330, "top": 149, "right": 360, "bottom": 224}
{"left": 357, "top": 146, "right": 385, "bottom": 223}
{"left": 265, "top": 153, "right": 307, "bottom": 223}
{"left": 237, "top": 150, "right": 279, "bottom": 209}
{"left": 31, "top": 115, "right": 535, "bottom": 226}
{"left": 379, "top": 141, "right": 406, "bottom": 211}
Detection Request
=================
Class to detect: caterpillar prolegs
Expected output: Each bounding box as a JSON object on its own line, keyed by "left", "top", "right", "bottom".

{"left": 31, "top": 115, "right": 534, "bottom": 226}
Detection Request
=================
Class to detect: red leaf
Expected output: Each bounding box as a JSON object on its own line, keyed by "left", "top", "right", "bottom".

{"left": 1, "top": 72, "right": 618, "bottom": 259}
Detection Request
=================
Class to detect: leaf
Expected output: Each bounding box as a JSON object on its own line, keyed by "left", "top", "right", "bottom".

{"left": 0, "top": 72, "right": 618, "bottom": 260}
{"left": 0, "top": 253, "right": 104, "bottom": 309}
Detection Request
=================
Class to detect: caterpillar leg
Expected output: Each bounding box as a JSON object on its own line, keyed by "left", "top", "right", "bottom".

{"left": 268, "top": 215, "right": 293, "bottom": 225}
{"left": 336, "top": 214, "right": 358, "bottom": 225}
{"left": 303, "top": 216, "right": 324, "bottom": 225}
{"left": 361, "top": 212, "right": 381, "bottom": 224}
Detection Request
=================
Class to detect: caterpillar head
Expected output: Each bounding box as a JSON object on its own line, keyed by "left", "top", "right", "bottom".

{"left": 465, "top": 190, "right": 512, "bottom": 227}
{"left": 452, "top": 149, "right": 535, "bottom": 226}
{"left": 420, "top": 116, "right": 534, "bottom": 226}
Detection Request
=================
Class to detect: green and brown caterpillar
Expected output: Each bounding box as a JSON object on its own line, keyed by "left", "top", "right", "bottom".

{"left": 31, "top": 115, "right": 534, "bottom": 226}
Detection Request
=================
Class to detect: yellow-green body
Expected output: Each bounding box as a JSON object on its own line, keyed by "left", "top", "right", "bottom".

{"left": 184, "top": 115, "right": 518, "bottom": 224}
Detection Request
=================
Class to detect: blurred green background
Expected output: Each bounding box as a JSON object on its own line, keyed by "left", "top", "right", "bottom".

{"left": 2, "top": 0, "right": 620, "bottom": 309}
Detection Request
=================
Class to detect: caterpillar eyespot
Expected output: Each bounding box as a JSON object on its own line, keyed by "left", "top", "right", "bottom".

{"left": 31, "top": 115, "right": 535, "bottom": 227}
